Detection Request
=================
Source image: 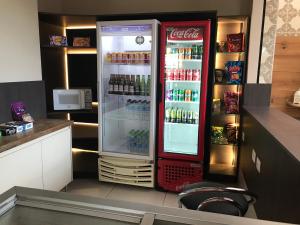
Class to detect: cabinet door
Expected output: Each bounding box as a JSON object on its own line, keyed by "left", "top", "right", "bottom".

{"left": 42, "top": 127, "right": 72, "bottom": 191}
{"left": 0, "top": 142, "right": 43, "bottom": 194}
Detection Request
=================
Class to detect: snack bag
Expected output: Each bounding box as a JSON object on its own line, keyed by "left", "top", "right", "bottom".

{"left": 11, "top": 102, "right": 26, "bottom": 121}
{"left": 224, "top": 91, "right": 240, "bottom": 114}
{"left": 225, "top": 61, "right": 243, "bottom": 84}
{"left": 227, "top": 33, "right": 244, "bottom": 52}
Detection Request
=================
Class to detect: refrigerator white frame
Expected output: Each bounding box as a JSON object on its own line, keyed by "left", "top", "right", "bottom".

{"left": 97, "top": 19, "right": 159, "bottom": 161}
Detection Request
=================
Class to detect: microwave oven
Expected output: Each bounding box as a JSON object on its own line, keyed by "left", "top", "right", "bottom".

{"left": 53, "top": 89, "right": 92, "bottom": 110}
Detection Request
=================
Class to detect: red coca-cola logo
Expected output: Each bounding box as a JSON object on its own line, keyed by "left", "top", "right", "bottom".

{"left": 168, "top": 27, "right": 203, "bottom": 40}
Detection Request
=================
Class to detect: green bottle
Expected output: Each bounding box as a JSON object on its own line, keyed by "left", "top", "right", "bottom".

{"left": 140, "top": 75, "right": 145, "bottom": 96}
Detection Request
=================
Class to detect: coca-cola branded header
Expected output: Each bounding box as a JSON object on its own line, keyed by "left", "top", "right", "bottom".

{"left": 168, "top": 27, "right": 203, "bottom": 41}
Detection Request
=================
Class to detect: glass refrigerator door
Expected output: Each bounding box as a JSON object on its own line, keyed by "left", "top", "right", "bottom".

{"left": 98, "top": 21, "right": 157, "bottom": 159}
{"left": 163, "top": 25, "right": 205, "bottom": 156}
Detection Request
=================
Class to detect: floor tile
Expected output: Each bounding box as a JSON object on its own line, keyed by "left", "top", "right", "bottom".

{"left": 163, "top": 192, "right": 179, "bottom": 208}
{"left": 67, "top": 179, "right": 114, "bottom": 198}
{"left": 106, "top": 183, "right": 166, "bottom": 206}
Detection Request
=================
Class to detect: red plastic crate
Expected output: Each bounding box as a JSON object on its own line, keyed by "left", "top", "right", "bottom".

{"left": 158, "top": 159, "right": 203, "bottom": 192}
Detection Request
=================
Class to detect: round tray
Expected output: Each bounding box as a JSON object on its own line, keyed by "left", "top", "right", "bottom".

{"left": 286, "top": 99, "right": 300, "bottom": 108}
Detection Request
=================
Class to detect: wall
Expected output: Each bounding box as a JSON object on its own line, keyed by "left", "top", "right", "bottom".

{"left": 0, "top": 0, "right": 42, "bottom": 83}
{"left": 38, "top": 0, "right": 253, "bottom": 16}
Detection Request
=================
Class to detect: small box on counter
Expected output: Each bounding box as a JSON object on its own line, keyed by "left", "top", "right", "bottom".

{"left": 0, "top": 121, "right": 33, "bottom": 135}
{"left": 0, "top": 126, "right": 16, "bottom": 136}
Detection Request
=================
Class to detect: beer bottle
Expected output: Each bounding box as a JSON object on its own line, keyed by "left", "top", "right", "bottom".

{"left": 140, "top": 75, "right": 145, "bottom": 96}
{"left": 113, "top": 74, "right": 119, "bottom": 94}
{"left": 176, "top": 108, "right": 182, "bottom": 123}
{"left": 129, "top": 75, "right": 135, "bottom": 95}
{"left": 170, "top": 107, "right": 176, "bottom": 123}
{"left": 108, "top": 74, "right": 114, "bottom": 94}
{"left": 135, "top": 75, "right": 141, "bottom": 95}
{"left": 124, "top": 75, "right": 130, "bottom": 95}
{"left": 118, "top": 74, "right": 125, "bottom": 95}
{"left": 182, "top": 110, "right": 187, "bottom": 124}
{"left": 146, "top": 75, "right": 151, "bottom": 96}
{"left": 165, "top": 108, "right": 171, "bottom": 122}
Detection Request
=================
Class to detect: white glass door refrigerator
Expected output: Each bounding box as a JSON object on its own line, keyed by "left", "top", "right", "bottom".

{"left": 97, "top": 20, "right": 159, "bottom": 187}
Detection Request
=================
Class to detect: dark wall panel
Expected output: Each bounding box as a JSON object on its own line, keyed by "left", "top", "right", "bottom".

{"left": 241, "top": 110, "right": 300, "bottom": 223}
{"left": 0, "top": 81, "right": 46, "bottom": 123}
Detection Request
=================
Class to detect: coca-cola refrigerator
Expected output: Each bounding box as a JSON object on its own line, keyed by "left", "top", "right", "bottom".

{"left": 97, "top": 20, "right": 159, "bottom": 187}
{"left": 157, "top": 21, "right": 211, "bottom": 192}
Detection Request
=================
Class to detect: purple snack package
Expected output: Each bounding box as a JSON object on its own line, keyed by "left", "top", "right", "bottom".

{"left": 11, "top": 101, "right": 27, "bottom": 121}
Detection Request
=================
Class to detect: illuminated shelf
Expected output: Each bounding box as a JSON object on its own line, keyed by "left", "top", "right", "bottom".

{"left": 214, "top": 83, "right": 242, "bottom": 86}
{"left": 165, "top": 122, "right": 198, "bottom": 126}
{"left": 167, "top": 40, "right": 203, "bottom": 44}
{"left": 216, "top": 51, "right": 245, "bottom": 54}
{"left": 107, "top": 94, "right": 151, "bottom": 100}
{"left": 165, "top": 100, "right": 199, "bottom": 104}
{"left": 209, "top": 164, "right": 236, "bottom": 176}
{"left": 104, "top": 62, "right": 151, "bottom": 66}
{"left": 165, "top": 59, "right": 202, "bottom": 63}
{"left": 211, "top": 142, "right": 238, "bottom": 147}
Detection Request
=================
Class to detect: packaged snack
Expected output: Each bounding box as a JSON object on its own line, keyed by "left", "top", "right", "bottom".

{"left": 224, "top": 91, "right": 240, "bottom": 114}
{"left": 215, "top": 69, "right": 225, "bottom": 83}
{"left": 227, "top": 33, "right": 244, "bottom": 52}
{"left": 225, "top": 61, "right": 243, "bottom": 84}
{"left": 73, "top": 37, "right": 90, "bottom": 47}
{"left": 211, "top": 126, "right": 228, "bottom": 144}
{"left": 217, "top": 41, "right": 227, "bottom": 52}
{"left": 225, "top": 123, "right": 239, "bottom": 143}
{"left": 49, "top": 35, "right": 68, "bottom": 47}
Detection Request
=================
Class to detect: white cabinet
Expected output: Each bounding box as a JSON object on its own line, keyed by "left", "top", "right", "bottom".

{"left": 0, "top": 141, "right": 44, "bottom": 194}
{"left": 0, "top": 126, "right": 72, "bottom": 194}
{"left": 42, "top": 127, "right": 72, "bottom": 191}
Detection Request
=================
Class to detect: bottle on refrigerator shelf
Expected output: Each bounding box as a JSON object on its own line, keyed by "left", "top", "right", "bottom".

{"left": 182, "top": 110, "right": 187, "bottom": 123}
{"left": 185, "top": 47, "right": 192, "bottom": 60}
{"left": 123, "top": 75, "right": 130, "bottom": 95}
{"left": 192, "top": 45, "right": 197, "bottom": 59}
{"left": 179, "top": 69, "right": 185, "bottom": 80}
{"left": 173, "top": 69, "right": 179, "bottom": 80}
{"left": 113, "top": 75, "right": 119, "bottom": 94}
{"left": 129, "top": 75, "right": 135, "bottom": 95}
{"left": 192, "top": 90, "right": 199, "bottom": 102}
{"left": 166, "top": 89, "right": 173, "bottom": 101}
{"left": 108, "top": 74, "right": 114, "bottom": 94}
{"left": 194, "top": 112, "right": 199, "bottom": 124}
{"left": 187, "top": 111, "right": 193, "bottom": 124}
{"left": 173, "top": 89, "right": 179, "bottom": 101}
{"left": 170, "top": 108, "right": 177, "bottom": 123}
{"left": 165, "top": 108, "right": 171, "bottom": 122}
{"left": 178, "top": 48, "right": 184, "bottom": 60}
{"left": 135, "top": 75, "right": 140, "bottom": 95}
{"left": 166, "top": 68, "right": 174, "bottom": 80}
{"left": 118, "top": 75, "right": 125, "bottom": 95}
{"left": 178, "top": 89, "right": 185, "bottom": 101}
{"left": 192, "top": 69, "right": 200, "bottom": 81}
{"left": 176, "top": 108, "right": 182, "bottom": 123}
{"left": 185, "top": 90, "right": 191, "bottom": 101}
{"left": 140, "top": 75, "right": 146, "bottom": 96}
{"left": 146, "top": 75, "right": 151, "bottom": 96}
{"left": 186, "top": 69, "right": 193, "bottom": 80}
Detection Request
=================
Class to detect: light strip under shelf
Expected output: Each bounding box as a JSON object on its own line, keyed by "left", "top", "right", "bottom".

{"left": 73, "top": 122, "right": 99, "bottom": 127}
{"left": 72, "top": 148, "right": 98, "bottom": 153}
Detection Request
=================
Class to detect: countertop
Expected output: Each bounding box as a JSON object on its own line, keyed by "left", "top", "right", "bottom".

{"left": 244, "top": 106, "right": 300, "bottom": 162}
{"left": 0, "top": 119, "right": 73, "bottom": 154}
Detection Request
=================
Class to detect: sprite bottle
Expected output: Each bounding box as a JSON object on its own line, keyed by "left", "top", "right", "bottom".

{"left": 170, "top": 107, "right": 177, "bottom": 123}
{"left": 176, "top": 108, "right": 182, "bottom": 123}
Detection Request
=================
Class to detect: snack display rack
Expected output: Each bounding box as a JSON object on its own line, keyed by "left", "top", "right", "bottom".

{"left": 205, "top": 16, "right": 249, "bottom": 181}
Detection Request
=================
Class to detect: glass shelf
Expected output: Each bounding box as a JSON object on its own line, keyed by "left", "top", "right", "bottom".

{"left": 216, "top": 51, "right": 245, "bottom": 54}
{"left": 107, "top": 94, "right": 151, "bottom": 99}
{"left": 104, "top": 108, "right": 150, "bottom": 122}
{"left": 165, "top": 58, "right": 202, "bottom": 63}
{"left": 165, "top": 122, "right": 198, "bottom": 126}
{"left": 167, "top": 40, "right": 203, "bottom": 44}
{"left": 165, "top": 100, "right": 199, "bottom": 104}
{"left": 211, "top": 142, "right": 238, "bottom": 146}
{"left": 166, "top": 80, "right": 201, "bottom": 84}
{"left": 104, "top": 62, "right": 151, "bottom": 66}
{"left": 214, "top": 83, "right": 242, "bottom": 86}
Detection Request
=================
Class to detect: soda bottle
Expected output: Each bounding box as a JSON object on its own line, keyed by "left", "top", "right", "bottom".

{"left": 198, "top": 45, "right": 203, "bottom": 59}
{"left": 165, "top": 108, "right": 171, "bottom": 122}
{"left": 192, "top": 69, "right": 200, "bottom": 81}
{"left": 187, "top": 111, "right": 193, "bottom": 124}
{"left": 140, "top": 75, "right": 146, "bottom": 96}
{"left": 179, "top": 69, "right": 186, "bottom": 80}
{"left": 108, "top": 74, "right": 114, "bottom": 94}
{"left": 182, "top": 110, "right": 187, "bottom": 124}
{"left": 185, "top": 48, "right": 192, "bottom": 60}
{"left": 170, "top": 107, "right": 177, "bottom": 123}
{"left": 113, "top": 74, "right": 119, "bottom": 94}
{"left": 146, "top": 75, "right": 151, "bottom": 96}
{"left": 178, "top": 48, "right": 184, "bottom": 60}
{"left": 135, "top": 75, "right": 140, "bottom": 95}
{"left": 173, "top": 89, "right": 179, "bottom": 101}
{"left": 166, "top": 68, "right": 174, "bottom": 80}
{"left": 173, "top": 69, "right": 179, "bottom": 80}
{"left": 194, "top": 112, "right": 199, "bottom": 124}
{"left": 166, "top": 89, "right": 173, "bottom": 101}
{"left": 186, "top": 69, "right": 193, "bottom": 80}
{"left": 176, "top": 108, "right": 182, "bottom": 123}
{"left": 178, "top": 89, "right": 185, "bottom": 101}
{"left": 192, "top": 45, "right": 197, "bottom": 59}
{"left": 118, "top": 75, "right": 125, "bottom": 95}
{"left": 185, "top": 90, "right": 191, "bottom": 101}
{"left": 129, "top": 75, "right": 135, "bottom": 95}
{"left": 192, "top": 90, "right": 199, "bottom": 102}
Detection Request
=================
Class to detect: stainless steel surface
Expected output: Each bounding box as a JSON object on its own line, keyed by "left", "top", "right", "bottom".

{"left": 0, "top": 187, "right": 294, "bottom": 225}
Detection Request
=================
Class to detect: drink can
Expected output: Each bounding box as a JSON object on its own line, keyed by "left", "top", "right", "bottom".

{"left": 122, "top": 53, "right": 128, "bottom": 64}
{"left": 176, "top": 108, "right": 182, "bottom": 123}
{"left": 185, "top": 90, "right": 191, "bottom": 101}
{"left": 185, "top": 47, "right": 192, "bottom": 60}
{"left": 178, "top": 48, "right": 185, "bottom": 60}
{"left": 182, "top": 110, "right": 187, "bottom": 123}
{"left": 179, "top": 69, "right": 186, "bottom": 80}
{"left": 166, "top": 68, "right": 174, "bottom": 80}
{"left": 112, "top": 52, "right": 117, "bottom": 63}
{"left": 178, "top": 89, "right": 185, "bottom": 101}
{"left": 173, "top": 89, "right": 179, "bottom": 101}
{"left": 173, "top": 69, "right": 179, "bottom": 80}
{"left": 172, "top": 48, "right": 178, "bottom": 54}
{"left": 166, "top": 89, "right": 173, "bottom": 101}
{"left": 187, "top": 111, "right": 193, "bottom": 124}
{"left": 192, "top": 90, "right": 199, "bottom": 102}
{"left": 117, "top": 52, "right": 123, "bottom": 63}
{"left": 192, "top": 69, "right": 201, "bottom": 81}
{"left": 186, "top": 69, "right": 193, "bottom": 80}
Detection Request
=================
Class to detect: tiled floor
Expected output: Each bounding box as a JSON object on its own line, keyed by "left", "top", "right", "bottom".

{"left": 67, "top": 179, "right": 257, "bottom": 218}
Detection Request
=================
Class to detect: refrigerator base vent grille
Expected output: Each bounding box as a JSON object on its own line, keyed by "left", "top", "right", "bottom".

{"left": 158, "top": 159, "right": 203, "bottom": 192}
{"left": 98, "top": 156, "right": 154, "bottom": 188}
